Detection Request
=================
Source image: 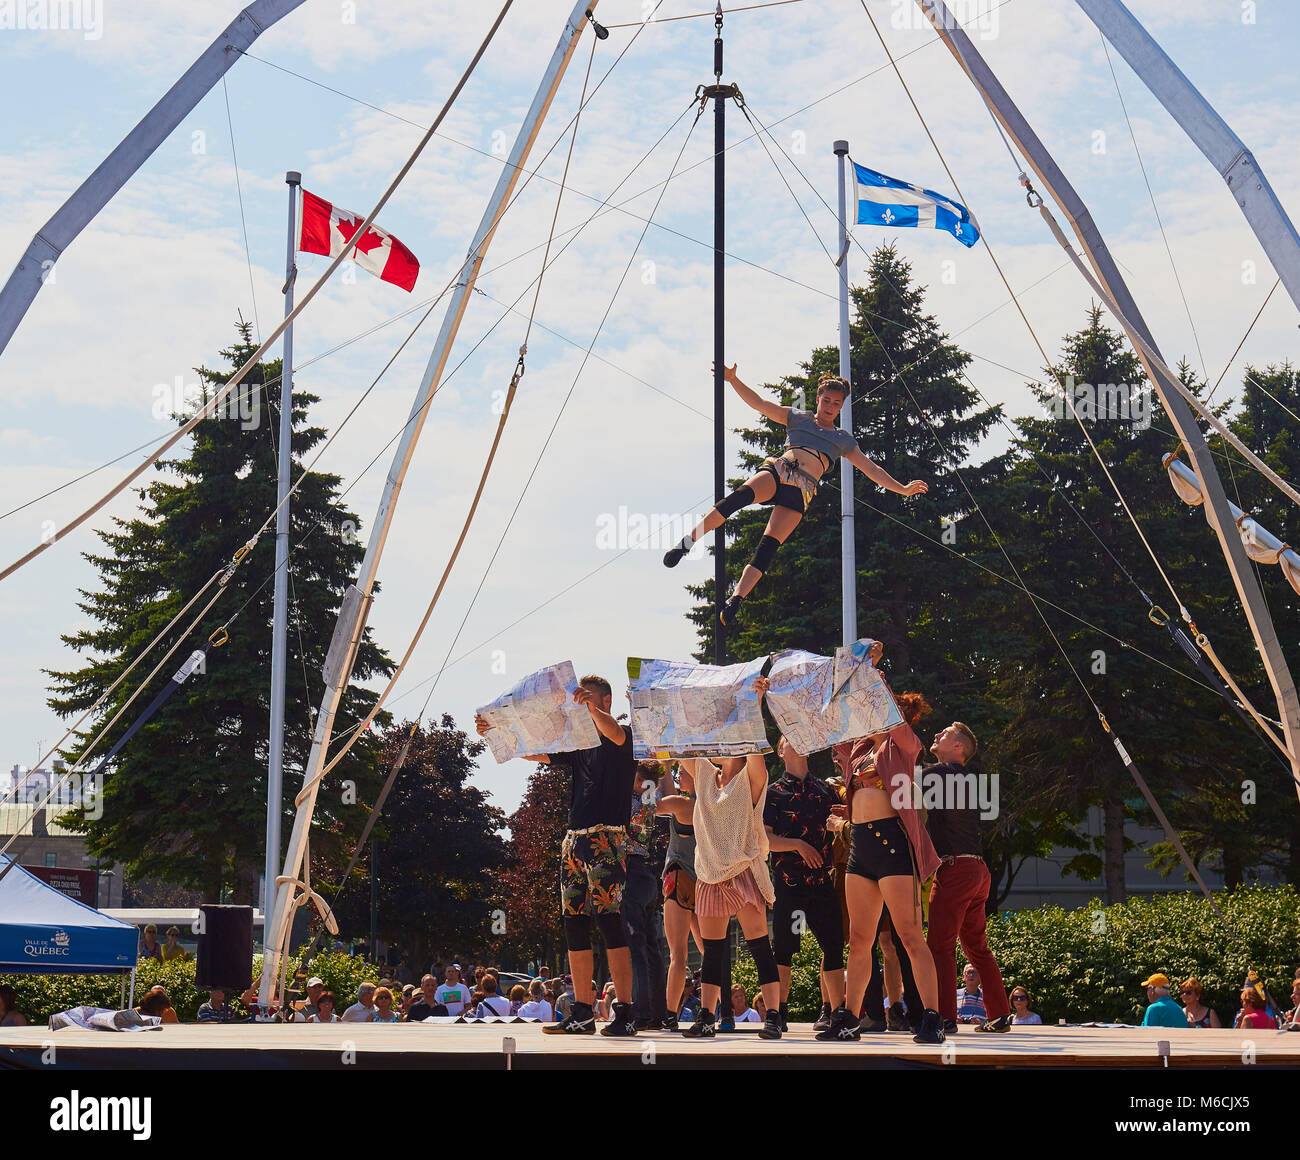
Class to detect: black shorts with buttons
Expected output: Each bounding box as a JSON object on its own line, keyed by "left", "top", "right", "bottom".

{"left": 846, "top": 817, "right": 914, "bottom": 881}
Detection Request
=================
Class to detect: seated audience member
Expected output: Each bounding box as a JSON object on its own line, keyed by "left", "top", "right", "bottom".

{"left": 371, "top": 987, "right": 400, "bottom": 1023}
{"left": 137, "top": 986, "right": 179, "bottom": 1024}
{"left": 755, "top": 993, "right": 768, "bottom": 1020}
{"left": 518, "top": 979, "right": 554, "bottom": 1022}
{"left": 1178, "top": 978, "right": 1220, "bottom": 1028}
{"left": 1284, "top": 977, "right": 1300, "bottom": 1029}
{"left": 508, "top": 985, "right": 528, "bottom": 1016}
{"left": 138, "top": 924, "right": 162, "bottom": 962}
{"left": 434, "top": 967, "right": 473, "bottom": 1017}
{"left": 731, "top": 985, "right": 760, "bottom": 1023}
{"left": 309, "top": 992, "right": 340, "bottom": 1023}
{"left": 474, "top": 975, "right": 512, "bottom": 1018}
{"left": 596, "top": 981, "right": 618, "bottom": 1022}
{"left": 197, "top": 988, "right": 235, "bottom": 1023}
{"left": 407, "top": 975, "right": 449, "bottom": 1022}
{"left": 1008, "top": 987, "right": 1042, "bottom": 1025}
{"left": 301, "top": 977, "right": 326, "bottom": 1021}
{"left": 1235, "top": 987, "right": 1277, "bottom": 1030}
{"left": 0, "top": 984, "right": 28, "bottom": 1027}
{"left": 956, "top": 964, "right": 987, "bottom": 1024}
{"left": 160, "top": 926, "right": 189, "bottom": 963}
{"left": 1139, "top": 973, "right": 1186, "bottom": 1028}
{"left": 341, "top": 982, "right": 377, "bottom": 1022}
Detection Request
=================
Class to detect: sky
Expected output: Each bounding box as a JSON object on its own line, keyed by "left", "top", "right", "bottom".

{"left": 1, "top": 0, "right": 1298, "bottom": 823}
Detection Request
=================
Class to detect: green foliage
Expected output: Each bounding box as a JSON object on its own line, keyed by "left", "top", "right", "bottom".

{"left": 733, "top": 885, "right": 1299, "bottom": 1024}
{"left": 290, "top": 948, "right": 380, "bottom": 1005}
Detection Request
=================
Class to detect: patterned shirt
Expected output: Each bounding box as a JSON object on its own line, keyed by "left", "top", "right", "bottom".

{"left": 625, "top": 788, "right": 657, "bottom": 860}
{"left": 956, "top": 987, "right": 987, "bottom": 1022}
{"left": 762, "top": 772, "right": 837, "bottom": 889}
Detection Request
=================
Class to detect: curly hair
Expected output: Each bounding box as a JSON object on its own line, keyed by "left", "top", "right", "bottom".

{"left": 816, "top": 371, "right": 850, "bottom": 397}
{"left": 895, "top": 690, "right": 933, "bottom": 726}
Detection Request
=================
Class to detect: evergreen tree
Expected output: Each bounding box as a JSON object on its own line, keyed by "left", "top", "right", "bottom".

{"left": 47, "top": 321, "right": 393, "bottom": 900}
{"left": 986, "top": 309, "right": 1277, "bottom": 899}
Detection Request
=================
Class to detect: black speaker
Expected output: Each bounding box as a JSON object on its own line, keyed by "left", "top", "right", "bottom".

{"left": 195, "top": 905, "right": 254, "bottom": 991}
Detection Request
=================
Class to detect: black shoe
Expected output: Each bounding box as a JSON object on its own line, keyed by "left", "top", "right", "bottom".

{"left": 600, "top": 1001, "right": 638, "bottom": 1037}
{"left": 634, "top": 1016, "right": 656, "bottom": 1031}
{"left": 943, "top": 1018, "right": 958, "bottom": 1034}
{"left": 858, "top": 1014, "right": 887, "bottom": 1033}
{"left": 974, "top": 1013, "right": 1014, "bottom": 1033}
{"left": 543, "top": 1002, "right": 595, "bottom": 1035}
{"left": 758, "top": 1010, "right": 783, "bottom": 1040}
{"left": 885, "top": 1005, "right": 909, "bottom": 1032}
{"left": 663, "top": 537, "right": 693, "bottom": 568}
{"left": 912, "top": 1008, "right": 945, "bottom": 1045}
{"left": 814, "top": 1006, "right": 861, "bottom": 1042}
{"left": 719, "top": 594, "right": 744, "bottom": 625}
{"left": 660, "top": 1011, "right": 679, "bottom": 1033}
{"left": 812, "top": 1002, "right": 833, "bottom": 1032}
{"left": 681, "top": 1008, "right": 716, "bottom": 1038}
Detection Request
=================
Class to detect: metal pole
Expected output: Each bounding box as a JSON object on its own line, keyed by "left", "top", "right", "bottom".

{"left": 713, "top": 9, "right": 727, "bottom": 664}
{"left": 263, "top": 171, "right": 298, "bottom": 966}
{"left": 1074, "top": 0, "right": 1300, "bottom": 314}
{"left": 917, "top": 0, "right": 1300, "bottom": 795}
{"left": 0, "top": 0, "right": 309, "bottom": 358}
{"left": 260, "top": 0, "right": 598, "bottom": 1007}
{"left": 369, "top": 837, "right": 378, "bottom": 961}
{"left": 834, "top": 140, "right": 857, "bottom": 647}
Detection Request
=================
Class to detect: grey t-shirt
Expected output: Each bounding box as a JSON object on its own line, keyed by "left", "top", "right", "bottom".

{"left": 784, "top": 408, "right": 858, "bottom": 467}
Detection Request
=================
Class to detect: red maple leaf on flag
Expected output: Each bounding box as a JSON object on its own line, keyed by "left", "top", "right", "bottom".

{"left": 336, "top": 213, "right": 386, "bottom": 256}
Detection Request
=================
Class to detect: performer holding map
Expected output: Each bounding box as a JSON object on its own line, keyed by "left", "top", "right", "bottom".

{"left": 475, "top": 673, "right": 638, "bottom": 1038}
{"left": 662, "top": 364, "right": 927, "bottom": 625}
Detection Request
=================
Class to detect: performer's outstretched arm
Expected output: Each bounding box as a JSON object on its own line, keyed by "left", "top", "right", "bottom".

{"left": 844, "top": 447, "right": 928, "bottom": 497}
{"left": 717, "top": 363, "right": 790, "bottom": 425}
{"left": 573, "top": 684, "right": 626, "bottom": 746}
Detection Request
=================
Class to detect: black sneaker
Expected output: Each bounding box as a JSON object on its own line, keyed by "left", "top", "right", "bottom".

{"left": 660, "top": 1011, "right": 679, "bottom": 1033}
{"left": 758, "top": 1010, "right": 783, "bottom": 1040}
{"left": 719, "top": 594, "right": 744, "bottom": 625}
{"left": 912, "top": 1008, "right": 945, "bottom": 1045}
{"left": 600, "top": 1001, "right": 638, "bottom": 1037}
{"left": 543, "top": 1002, "right": 596, "bottom": 1035}
{"left": 974, "top": 1013, "right": 1014, "bottom": 1033}
{"left": 681, "top": 1008, "right": 716, "bottom": 1038}
{"left": 858, "top": 1014, "right": 887, "bottom": 1033}
{"left": 814, "top": 1006, "right": 861, "bottom": 1042}
{"left": 885, "top": 1005, "right": 909, "bottom": 1032}
{"left": 812, "top": 1002, "right": 833, "bottom": 1032}
{"left": 943, "top": 1018, "right": 958, "bottom": 1035}
{"left": 663, "top": 537, "right": 692, "bottom": 568}
{"left": 634, "top": 1016, "right": 656, "bottom": 1031}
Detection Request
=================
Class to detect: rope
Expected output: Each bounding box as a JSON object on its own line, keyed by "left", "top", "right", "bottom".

{"left": 298, "top": 48, "right": 604, "bottom": 797}
{"left": 1207, "top": 278, "right": 1281, "bottom": 404}
{"left": 0, "top": 0, "right": 518, "bottom": 584}
{"left": 221, "top": 76, "right": 261, "bottom": 343}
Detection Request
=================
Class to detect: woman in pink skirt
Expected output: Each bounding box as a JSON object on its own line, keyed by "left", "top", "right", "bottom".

{"left": 678, "top": 680, "right": 783, "bottom": 1040}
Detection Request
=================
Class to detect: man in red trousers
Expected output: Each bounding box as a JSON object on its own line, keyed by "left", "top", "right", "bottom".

{"left": 923, "top": 722, "right": 1012, "bottom": 1034}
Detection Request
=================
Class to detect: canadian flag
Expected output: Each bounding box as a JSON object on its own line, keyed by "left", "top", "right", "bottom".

{"left": 298, "top": 189, "right": 420, "bottom": 292}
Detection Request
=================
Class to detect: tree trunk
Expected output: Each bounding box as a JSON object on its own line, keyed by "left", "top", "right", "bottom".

{"left": 1103, "top": 789, "right": 1127, "bottom": 904}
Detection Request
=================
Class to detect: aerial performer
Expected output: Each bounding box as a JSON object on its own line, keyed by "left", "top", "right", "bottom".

{"left": 662, "top": 364, "right": 928, "bottom": 624}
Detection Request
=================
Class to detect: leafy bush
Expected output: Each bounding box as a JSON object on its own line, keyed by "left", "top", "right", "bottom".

{"left": 734, "top": 885, "right": 1300, "bottom": 1024}
{"left": 287, "top": 948, "right": 381, "bottom": 1006}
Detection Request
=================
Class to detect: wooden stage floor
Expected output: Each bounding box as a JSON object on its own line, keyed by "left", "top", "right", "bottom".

{"left": 3, "top": 1021, "right": 1298, "bottom": 1070}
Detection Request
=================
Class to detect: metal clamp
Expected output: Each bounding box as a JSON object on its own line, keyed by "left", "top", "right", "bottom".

{"left": 208, "top": 626, "right": 229, "bottom": 647}
{"left": 1147, "top": 604, "right": 1169, "bottom": 627}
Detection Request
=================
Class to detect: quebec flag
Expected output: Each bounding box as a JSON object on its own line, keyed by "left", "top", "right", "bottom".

{"left": 851, "top": 160, "right": 980, "bottom": 248}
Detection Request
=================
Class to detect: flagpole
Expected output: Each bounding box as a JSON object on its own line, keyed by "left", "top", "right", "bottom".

{"left": 834, "top": 140, "right": 857, "bottom": 648}
{"left": 263, "top": 170, "right": 299, "bottom": 953}
{"left": 711, "top": 4, "right": 728, "bottom": 664}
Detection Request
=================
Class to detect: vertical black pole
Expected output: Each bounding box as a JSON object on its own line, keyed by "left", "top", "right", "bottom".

{"left": 369, "top": 837, "right": 378, "bottom": 962}
{"left": 712, "top": 9, "right": 727, "bottom": 665}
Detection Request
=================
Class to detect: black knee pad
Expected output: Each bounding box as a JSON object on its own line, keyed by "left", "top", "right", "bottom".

{"left": 563, "top": 915, "right": 592, "bottom": 952}
{"left": 714, "top": 485, "right": 755, "bottom": 519}
{"left": 746, "top": 936, "right": 779, "bottom": 987}
{"left": 821, "top": 943, "right": 845, "bottom": 973}
{"left": 595, "top": 912, "right": 627, "bottom": 950}
{"left": 749, "top": 534, "right": 781, "bottom": 575}
{"left": 701, "top": 938, "right": 728, "bottom": 988}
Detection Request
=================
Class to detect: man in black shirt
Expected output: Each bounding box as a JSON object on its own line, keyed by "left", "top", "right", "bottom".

{"left": 764, "top": 735, "right": 845, "bottom": 1030}
{"left": 476, "top": 674, "right": 637, "bottom": 1036}
{"left": 922, "top": 721, "right": 1012, "bottom": 1033}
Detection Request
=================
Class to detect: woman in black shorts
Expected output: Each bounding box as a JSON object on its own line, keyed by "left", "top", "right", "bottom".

{"left": 655, "top": 762, "right": 703, "bottom": 1030}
